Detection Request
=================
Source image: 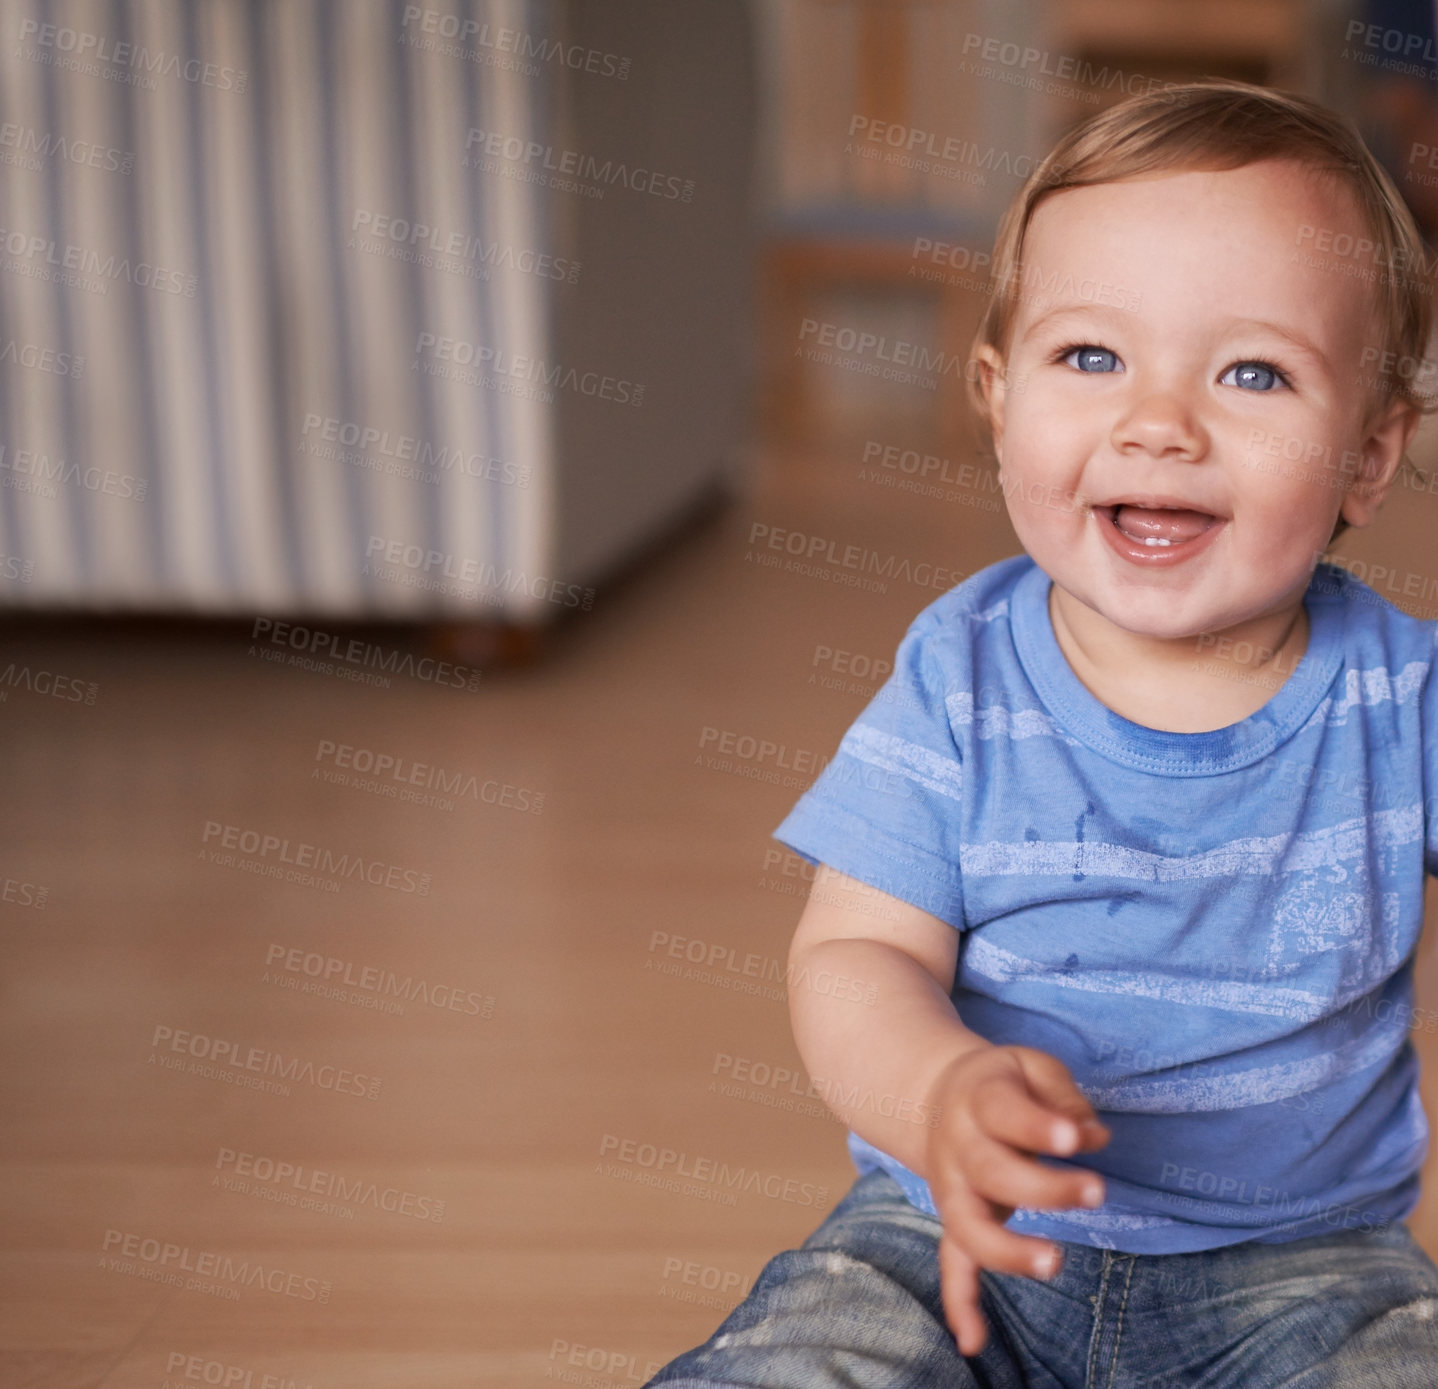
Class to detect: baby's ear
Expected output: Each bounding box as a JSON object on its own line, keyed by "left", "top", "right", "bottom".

{"left": 1339, "top": 396, "right": 1421, "bottom": 529}
{"left": 971, "top": 344, "right": 1010, "bottom": 456}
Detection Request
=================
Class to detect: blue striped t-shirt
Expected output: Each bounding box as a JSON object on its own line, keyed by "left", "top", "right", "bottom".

{"left": 772, "top": 553, "right": 1438, "bottom": 1253}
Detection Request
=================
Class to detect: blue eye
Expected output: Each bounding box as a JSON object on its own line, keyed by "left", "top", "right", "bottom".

{"left": 1063, "top": 345, "right": 1122, "bottom": 374}
{"left": 1222, "top": 361, "right": 1283, "bottom": 391}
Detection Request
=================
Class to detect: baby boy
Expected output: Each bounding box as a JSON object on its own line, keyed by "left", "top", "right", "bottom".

{"left": 649, "top": 78, "right": 1438, "bottom": 1386}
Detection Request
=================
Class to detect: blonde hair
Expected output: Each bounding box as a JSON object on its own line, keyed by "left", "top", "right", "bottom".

{"left": 967, "top": 79, "right": 1433, "bottom": 545}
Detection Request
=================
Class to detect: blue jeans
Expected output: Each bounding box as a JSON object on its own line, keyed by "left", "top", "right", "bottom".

{"left": 645, "top": 1169, "right": 1438, "bottom": 1387}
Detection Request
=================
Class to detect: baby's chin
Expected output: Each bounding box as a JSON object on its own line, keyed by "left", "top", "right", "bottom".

{"left": 1056, "top": 578, "right": 1246, "bottom": 645}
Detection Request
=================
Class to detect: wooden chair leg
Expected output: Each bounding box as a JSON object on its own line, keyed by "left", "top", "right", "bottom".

{"left": 425, "top": 620, "right": 545, "bottom": 672}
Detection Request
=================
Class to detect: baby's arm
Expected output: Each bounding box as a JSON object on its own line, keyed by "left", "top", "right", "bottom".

{"left": 788, "top": 864, "right": 1110, "bottom": 1356}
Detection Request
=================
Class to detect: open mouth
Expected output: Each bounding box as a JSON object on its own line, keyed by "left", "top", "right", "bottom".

{"left": 1094, "top": 501, "right": 1224, "bottom": 565}
{"left": 1097, "top": 503, "right": 1220, "bottom": 547}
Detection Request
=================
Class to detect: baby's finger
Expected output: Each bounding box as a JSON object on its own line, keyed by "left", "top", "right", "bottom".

{"left": 938, "top": 1232, "right": 991, "bottom": 1357}
{"left": 958, "top": 1129, "right": 1105, "bottom": 1213}
{"left": 970, "top": 1070, "right": 1091, "bottom": 1157}
{"left": 937, "top": 1176, "right": 1064, "bottom": 1283}
{"left": 1010, "top": 1050, "right": 1110, "bottom": 1147}
{"left": 960, "top": 1207, "right": 1067, "bottom": 1281}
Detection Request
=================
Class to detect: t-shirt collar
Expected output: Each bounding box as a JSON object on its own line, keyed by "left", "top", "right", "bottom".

{"left": 1007, "top": 557, "right": 1346, "bottom": 775}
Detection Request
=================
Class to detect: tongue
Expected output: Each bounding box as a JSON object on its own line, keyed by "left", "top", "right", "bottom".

{"left": 1113, "top": 505, "right": 1214, "bottom": 543}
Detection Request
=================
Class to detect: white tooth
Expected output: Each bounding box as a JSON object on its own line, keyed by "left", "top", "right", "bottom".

{"left": 1141, "top": 537, "right": 1173, "bottom": 547}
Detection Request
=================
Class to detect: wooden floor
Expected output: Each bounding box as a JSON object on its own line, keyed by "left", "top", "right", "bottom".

{"left": 4, "top": 406, "right": 1438, "bottom": 1388}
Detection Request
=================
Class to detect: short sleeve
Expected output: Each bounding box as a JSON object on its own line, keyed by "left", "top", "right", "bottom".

{"left": 771, "top": 617, "right": 967, "bottom": 929}
{"left": 1425, "top": 627, "right": 1438, "bottom": 878}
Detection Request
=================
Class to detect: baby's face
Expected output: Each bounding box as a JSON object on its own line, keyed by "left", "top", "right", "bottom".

{"left": 986, "top": 160, "right": 1411, "bottom": 643}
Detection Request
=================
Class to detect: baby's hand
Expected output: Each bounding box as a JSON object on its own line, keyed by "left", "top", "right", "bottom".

{"left": 923, "top": 1045, "right": 1110, "bottom": 1357}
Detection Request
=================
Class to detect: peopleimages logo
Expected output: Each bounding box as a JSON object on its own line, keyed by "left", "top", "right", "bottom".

{"left": 162, "top": 1352, "right": 314, "bottom": 1389}
{"left": 364, "top": 534, "right": 595, "bottom": 611}
{"left": 0, "top": 661, "right": 97, "bottom": 703}
{"left": 0, "top": 121, "right": 133, "bottom": 173}
{"left": 299, "top": 413, "right": 531, "bottom": 489}
{"left": 797, "top": 315, "right": 979, "bottom": 380}
{"left": 214, "top": 1146, "right": 446, "bottom": 1222}
{"left": 100, "top": 1229, "right": 329, "bottom": 1300}
{"left": 17, "top": 18, "right": 247, "bottom": 91}
{"left": 463, "top": 127, "right": 693, "bottom": 202}
{"left": 313, "top": 738, "right": 545, "bottom": 814}
{"left": 0, "top": 339, "right": 84, "bottom": 377}
{"left": 149, "top": 1022, "right": 383, "bottom": 1100}
{"left": 411, "top": 331, "right": 644, "bottom": 406}
{"left": 598, "top": 1133, "right": 829, "bottom": 1208}
{"left": 248, "top": 617, "right": 483, "bottom": 691}
{"left": 264, "top": 942, "right": 495, "bottom": 1019}
{"left": 162, "top": 1352, "right": 312, "bottom": 1388}
{"left": 199, "top": 819, "right": 433, "bottom": 896}
{"left": 0, "top": 443, "right": 147, "bottom": 502}
{"left": 400, "top": 5, "right": 631, "bottom": 81}
{"left": 349, "top": 210, "right": 580, "bottom": 283}
{"left": 0, "top": 225, "right": 196, "bottom": 294}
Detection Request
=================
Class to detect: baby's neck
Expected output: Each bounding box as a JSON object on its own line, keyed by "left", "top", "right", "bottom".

{"left": 1047, "top": 585, "right": 1311, "bottom": 734}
